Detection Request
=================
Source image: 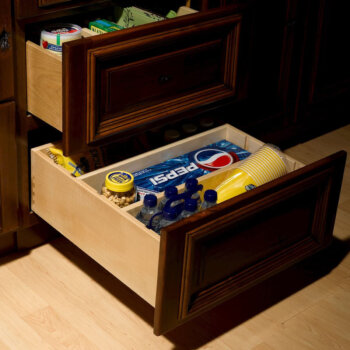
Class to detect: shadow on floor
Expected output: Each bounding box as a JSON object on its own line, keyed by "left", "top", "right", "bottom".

{"left": 0, "top": 250, "right": 30, "bottom": 266}
{"left": 48, "top": 236, "right": 349, "bottom": 350}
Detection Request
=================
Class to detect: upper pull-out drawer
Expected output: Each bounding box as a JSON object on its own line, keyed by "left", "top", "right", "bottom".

{"left": 31, "top": 124, "right": 346, "bottom": 335}
{"left": 26, "top": 8, "right": 242, "bottom": 155}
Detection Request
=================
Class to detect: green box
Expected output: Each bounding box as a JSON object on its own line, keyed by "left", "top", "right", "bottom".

{"left": 89, "top": 19, "right": 124, "bottom": 34}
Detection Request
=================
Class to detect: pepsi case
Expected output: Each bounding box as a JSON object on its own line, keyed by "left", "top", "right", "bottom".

{"left": 132, "top": 140, "right": 250, "bottom": 200}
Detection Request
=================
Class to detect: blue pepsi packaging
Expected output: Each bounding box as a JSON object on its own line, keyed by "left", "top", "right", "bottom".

{"left": 133, "top": 140, "right": 250, "bottom": 200}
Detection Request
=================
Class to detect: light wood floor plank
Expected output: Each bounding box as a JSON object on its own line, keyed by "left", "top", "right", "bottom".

{"left": 22, "top": 306, "right": 99, "bottom": 350}
{"left": 0, "top": 295, "right": 55, "bottom": 350}
{"left": 0, "top": 267, "right": 48, "bottom": 317}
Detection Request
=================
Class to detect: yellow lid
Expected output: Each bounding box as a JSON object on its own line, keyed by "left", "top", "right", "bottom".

{"left": 105, "top": 171, "right": 134, "bottom": 192}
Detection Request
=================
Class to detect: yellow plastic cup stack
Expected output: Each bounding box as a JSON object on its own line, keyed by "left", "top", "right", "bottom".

{"left": 215, "top": 144, "right": 288, "bottom": 203}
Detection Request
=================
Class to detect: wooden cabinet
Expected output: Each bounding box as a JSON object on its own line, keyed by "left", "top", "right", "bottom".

{"left": 0, "top": 102, "right": 18, "bottom": 234}
{"left": 31, "top": 124, "right": 346, "bottom": 334}
{"left": 0, "top": 0, "right": 347, "bottom": 336}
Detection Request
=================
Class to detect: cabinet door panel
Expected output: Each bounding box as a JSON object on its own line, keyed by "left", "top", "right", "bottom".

{"left": 0, "top": 0, "right": 14, "bottom": 102}
{"left": 0, "top": 102, "right": 18, "bottom": 234}
{"left": 294, "top": 0, "right": 350, "bottom": 125}
{"left": 308, "top": 0, "right": 350, "bottom": 104}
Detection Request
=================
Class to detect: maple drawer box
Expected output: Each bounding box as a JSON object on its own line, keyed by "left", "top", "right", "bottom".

{"left": 31, "top": 124, "right": 346, "bottom": 335}
{"left": 26, "top": 8, "right": 242, "bottom": 155}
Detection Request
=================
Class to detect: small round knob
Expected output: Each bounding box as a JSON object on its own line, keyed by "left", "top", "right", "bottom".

{"left": 158, "top": 75, "right": 171, "bottom": 84}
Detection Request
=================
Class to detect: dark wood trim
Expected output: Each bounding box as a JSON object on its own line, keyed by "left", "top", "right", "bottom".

{"left": 38, "top": 0, "right": 72, "bottom": 7}
{"left": 0, "top": 102, "right": 19, "bottom": 234}
{"left": 14, "top": 0, "right": 112, "bottom": 20}
{"left": 307, "top": 0, "right": 326, "bottom": 105}
{"left": 13, "top": 18, "right": 39, "bottom": 229}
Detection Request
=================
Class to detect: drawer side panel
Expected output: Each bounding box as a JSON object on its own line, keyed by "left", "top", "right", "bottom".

{"left": 27, "top": 42, "right": 62, "bottom": 131}
{"left": 31, "top": 145, "right": 159, "bottom": 306}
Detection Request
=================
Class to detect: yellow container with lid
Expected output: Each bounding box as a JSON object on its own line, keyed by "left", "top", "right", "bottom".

{"left": 215, "top": 144, "right": 288, "bottom": 203}
{"left": 102, "top": 171, "right": 136, "bottom": 208}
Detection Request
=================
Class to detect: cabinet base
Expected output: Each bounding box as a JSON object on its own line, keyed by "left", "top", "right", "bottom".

{"left": 16, "top": 220, "right": 59, "bottom": 251}
{"left": 0, "top": 231, "right": 17, "bottom": 257}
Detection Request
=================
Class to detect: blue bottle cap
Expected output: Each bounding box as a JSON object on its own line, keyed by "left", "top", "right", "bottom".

{"left": 164, "top": 186, "right": 178, "bottom": 198}
{"left": 185, "top": 178, "right": 198, "bottom": 190}
{"left": 184, "top": 198, "right": 197, "bottom": 212}
{"left": 204, "top": 189, "right": 217, "bottom": 203}
{"left": 144, "top": 194, "right": 157, "bottom": 208}
{"left": 162, "top": 206, "right": 178, "bottom": 220}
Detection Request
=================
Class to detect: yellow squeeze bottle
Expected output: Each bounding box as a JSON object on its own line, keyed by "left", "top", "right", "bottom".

{"left": 215, "top": 144, "right": 288, "bottom": 203}
{"left": 48, "top": 147, "right": 84, "bottom": 177}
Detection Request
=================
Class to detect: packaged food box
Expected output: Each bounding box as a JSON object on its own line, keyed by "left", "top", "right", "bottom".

{"left": 89, "top": 19, "right": 124, "bottom": 34}
{"left": 132, "top": 140, "right": 251, "bottom": 199}
{"left": 114, "top": 6, "right": 164, "bottom": 28}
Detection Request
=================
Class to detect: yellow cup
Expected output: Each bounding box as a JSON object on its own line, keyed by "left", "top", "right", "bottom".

{"left": 215, "top": 144, "right": 288, "bottom": 203}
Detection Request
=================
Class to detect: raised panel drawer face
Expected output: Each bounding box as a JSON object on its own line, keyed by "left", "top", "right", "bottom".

{"left": 31, "top": 124, "right": 346, "bottom": 335}
{"left": 101, "top": 40, "right": 223, "bottom": 122}
{"left": 26, "top": 8, "right": 242, "bottom": 155}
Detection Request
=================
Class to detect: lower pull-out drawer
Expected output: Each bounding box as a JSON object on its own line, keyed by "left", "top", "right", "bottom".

{"left": 31, "top": 124, "right": 346, "bottom": 335}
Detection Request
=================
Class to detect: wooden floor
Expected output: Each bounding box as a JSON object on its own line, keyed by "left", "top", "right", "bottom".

{"left": 1, "top": 125, "right": 349, "bottom": 349}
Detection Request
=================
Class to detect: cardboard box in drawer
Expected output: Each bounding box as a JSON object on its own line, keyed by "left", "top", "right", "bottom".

{"left": 133, "top": 140, "right": 251, "bottom": 199}
{"left": 114, "top": 6, "right": 164, "bottom": 28}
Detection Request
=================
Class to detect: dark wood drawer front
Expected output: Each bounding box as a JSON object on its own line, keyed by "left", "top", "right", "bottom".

{"left": 102, "top": 40, "right": 222, "bottom": 121}
{"left": 188, "top": 188, "right": 316, "bottom": 295}
{"left": 154, "top": 151, "right": 346, "bottom": 335}
{"left": 63, "top": 9, "right": 241, "bottom": 154}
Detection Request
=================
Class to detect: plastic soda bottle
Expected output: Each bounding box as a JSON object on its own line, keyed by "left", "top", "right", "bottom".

{"left": 180, "top": 198, "right": 198, "bottom": 219}
{"left": 200, "top": 189, "right": 217, "bottom": 210}
{"left": 136, "top": 194, "right": 158, "bottom": 226}
{"left": 215, "top": 144, "right": 288, "bottom": 203}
